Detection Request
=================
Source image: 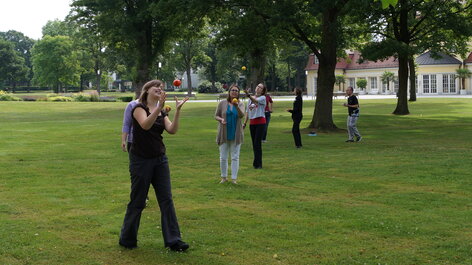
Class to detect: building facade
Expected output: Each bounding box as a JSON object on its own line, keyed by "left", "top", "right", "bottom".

{"left": 305, "top": 51, "right": 472, "bottom": 97}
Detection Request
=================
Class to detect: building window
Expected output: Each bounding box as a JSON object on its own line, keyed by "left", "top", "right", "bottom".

{"left": 423, "top": 74, "right": 437, "bottom": 94}
{"left": 349, "top": 78, "right": 355, "bottom": 90}
{"left": 369, "top": 77, "right": 377, "bottom": 90}
{"left": 442, "top": 74, "right": 456, "bottom": 93}
{"left": 314, "top": 56, "right": 319, "bottom": 64}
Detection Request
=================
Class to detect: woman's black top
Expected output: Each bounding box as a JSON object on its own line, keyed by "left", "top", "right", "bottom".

{"left": 130, "top": 103, "right": 167, "bottom": 158}
{"left": 290, "top": 95, "right": 303, "bottom": 120}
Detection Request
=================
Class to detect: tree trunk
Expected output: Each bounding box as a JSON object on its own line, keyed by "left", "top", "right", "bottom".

{"left": 287, "top": 62, "right": 291, "bottom": 91}
{"left": 308, "top": 9, "right": 339, "bottom": 130}
{"left": 133, "top": 22, "right": 154, "bottom": 99}
{"left": 408, "top": 56, "right": 416, "bottom": 101}
{"left": 186, "top": 67, "right": 192, "bottom": 96}
{"left": 393, "top": 0, "right": 410, "bottom": 115}
{"left": 248, "top": 49, "right": 266, "bottom": 91}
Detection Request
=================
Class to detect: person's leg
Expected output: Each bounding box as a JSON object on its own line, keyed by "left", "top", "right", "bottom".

{"left": 151, "top": 156, "right": 182, "bottom": 248}
{"left": 219, "top": 143, "right": 228, "bottom": 181}
{"left": 350, "top": 116, "right": 361, "bottom": 139}
{"left": 120, "top": 156, "right": 152, "bottom": 248}
{"left": 262, "top": 112, "right": 271, "bottom": 141}
{"left": 347, "top": 116, "right": 354, "bottom": 140}
{"left": 254, "top": 124, "right": 264, "bottom": 168}
{"left": 292, "top": 119, "right": 302, "bottom": 147}
{"left": 250, "top": 124, "right": 257, "bottom": 167}
{"left": 230, "top": 141, "right": 241, "bottom": 180}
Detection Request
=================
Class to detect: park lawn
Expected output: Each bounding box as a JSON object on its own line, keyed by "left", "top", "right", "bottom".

{"left": 0, "top": 98, "right": 471, "bottom": 265}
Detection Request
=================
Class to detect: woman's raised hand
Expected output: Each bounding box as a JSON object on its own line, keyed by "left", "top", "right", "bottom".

{"left": 157, "top": 91, "right": 167, "bottom": 109}
{"left": 175, "top": 96, "right": 189, "bottom": 110}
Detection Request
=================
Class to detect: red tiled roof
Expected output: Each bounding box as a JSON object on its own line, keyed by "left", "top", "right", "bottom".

{"left": 305, "top": 51, "right": 398, "bottom": 71}
{"left": 464, "top": 52, "right": 472, "bottom": 63}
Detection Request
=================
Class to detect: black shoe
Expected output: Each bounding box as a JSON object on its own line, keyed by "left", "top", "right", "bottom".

{"left": 254, "top": 166, "right": 262, "bottom": 169}
{"left": 356, "top": 136, "right": 362, "bottom": 142}
{"left": 169, "top": 240, "right": 189, "bottom": 252}
{"left": 345, "top": 139, "right": 354, "bottom": 142}
{"left": 296, "top": 146, "right": 302, "bottom": 148}
{"left": 119, "top": 241, "right": 137, "bottom": 250}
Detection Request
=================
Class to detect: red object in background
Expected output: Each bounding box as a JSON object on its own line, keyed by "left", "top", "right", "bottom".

{"left": 173, "top": 79, "right": 182, "bottom": 87}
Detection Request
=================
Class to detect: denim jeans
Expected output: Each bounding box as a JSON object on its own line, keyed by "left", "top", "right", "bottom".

{"left": 219, "top": 140, "right": 241, "bottom": 179}
{"left": 262, "top": 111, "right": 271, "bottom": 141}
{"left": 347, "top": 115, "right": 361, "bottom": 140}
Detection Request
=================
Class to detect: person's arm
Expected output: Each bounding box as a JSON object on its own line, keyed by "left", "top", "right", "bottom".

{"left": 164, "top": 96, "right": 189, "bottom": 134}
{"left": 243, "top": 109, "right": 249, "bottom": 129}
{"left": 134, "top": 94, "right": 166, "bottom": 130}
{"left": 121, "top": 102, "right": 133, "bottom": 151}
{"left": 343, "top": 97, "right": 359, "bottom": 108}
{"left": 268, "top": 96, "right": 273, "bottom": 112}
{"left": 121, "top": 132, "right": 128, "bottom": 152}
{"left": 214, "top": 101, "right": 226, "bottom": 124}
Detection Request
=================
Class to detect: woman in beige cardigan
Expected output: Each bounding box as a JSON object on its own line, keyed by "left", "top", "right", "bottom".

{"left": 214, "top": 84, "right": 245, "bottom": 184}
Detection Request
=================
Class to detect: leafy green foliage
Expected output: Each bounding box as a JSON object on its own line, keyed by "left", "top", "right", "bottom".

{"left": 31, "top": 35, "right": 81, "bottom": 92}
{"left": 0, "top": 39, "right": 29, "bottom": 89}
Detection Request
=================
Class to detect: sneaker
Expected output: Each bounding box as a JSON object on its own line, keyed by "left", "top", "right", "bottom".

{"left": 296, "top": 146, "right": 302, "bottom": 149}
{"left": 345, "top": 139, "right": 354, "bottom": 142}
{"left": 169, "top": 240, "right": 189, "bottom": 252}
{"left": 231, "top": 180, "right": 238, "bottom": 184}
{"left": 262, "top": 140, "right": 267, "bottom": 143}
{"left": 356, "top": 136, "right": 362, "bottom": 142}
{"left": 219, "top": 178, "right": 228, "bottom": 184}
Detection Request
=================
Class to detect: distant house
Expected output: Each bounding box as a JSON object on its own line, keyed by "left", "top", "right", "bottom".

{"left": 305, "top": 51, "right": 471, "bottom": 97}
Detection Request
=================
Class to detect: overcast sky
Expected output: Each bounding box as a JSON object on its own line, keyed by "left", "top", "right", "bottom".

{"left": 0, "top": 0, "right": 73, "bottom": 40}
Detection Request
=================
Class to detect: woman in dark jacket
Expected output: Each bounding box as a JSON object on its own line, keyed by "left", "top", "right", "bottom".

{"left": 287, "top": 88, "right": 303, "bottom": 148}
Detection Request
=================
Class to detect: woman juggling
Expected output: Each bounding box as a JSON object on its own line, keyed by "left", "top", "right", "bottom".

{"left": 214, "top": 84, "right": 245, "bottom": 184}
{"left": 243, "top": 83, "right": 267, "bottom": 169}
{"left": 119, "top": 80, "right": 190, "bottom": 252}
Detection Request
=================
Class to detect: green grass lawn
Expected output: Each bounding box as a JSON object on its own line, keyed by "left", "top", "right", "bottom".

{"left": 0, "top": 98, "right": 471, "bottom": 265}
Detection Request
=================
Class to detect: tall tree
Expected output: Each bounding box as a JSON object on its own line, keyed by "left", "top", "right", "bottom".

{"left": 0, "top": 30, "right": 35, "bottom": 86}
{"left": 72, "top": 0, "right": 168, "bottom": 97}
{"left": 31, "top": 35, "right": 81, "bottom": 92}
{"left": 172, "top": 20, "right": 209, "bottom": 95}
{"left": 361, "top": 0, "right": 472, "bottom": 114}
{"left": 0, "top": 39, "right": 29, "bottom": 92}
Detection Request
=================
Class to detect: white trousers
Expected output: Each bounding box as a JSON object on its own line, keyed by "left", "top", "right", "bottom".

{"left": 219, "top": 140, "right": 241, "bottom": 179}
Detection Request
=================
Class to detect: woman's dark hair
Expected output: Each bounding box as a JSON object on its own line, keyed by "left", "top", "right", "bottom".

{"left": 139, "top": 80, "right": 163, "bottom": 107}
{"left": 295, "top": 87, "right": 303, "bottom": 96}
{"left": 226, "top": 84, "right": 240, "bottom": 102}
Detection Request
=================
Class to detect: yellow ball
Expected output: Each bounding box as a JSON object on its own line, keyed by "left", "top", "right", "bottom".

{"left": 232, "top": 98, "right": 238, "bottom": 104}
{"left": 241, "top": 66, "right": 247, "bottom": 71}
{"left": 164, "top": 105, "right": 171, "bottom": 112}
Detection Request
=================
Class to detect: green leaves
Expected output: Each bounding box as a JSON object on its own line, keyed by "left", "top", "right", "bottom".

{"left": 378, "top": 0, "right": 399, "bottom": 9}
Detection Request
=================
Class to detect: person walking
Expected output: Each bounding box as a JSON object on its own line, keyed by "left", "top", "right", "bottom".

{"left": 343, "top": 86, "right": 362, "bottom": 142}
{"left": 243, "top": 83, "right": 267, "bottom": 169}
{"left": 287, "top": 88, "right": 303, "bottom": 148}
{"left": 119, "top": 79, "right": 190, "bottom": 252}
{"left": 214, "top": 84, "right": 245, "bottom": 184}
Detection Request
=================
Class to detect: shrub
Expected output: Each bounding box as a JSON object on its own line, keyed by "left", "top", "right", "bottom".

{"left": 0, "top": 90, "right": 23, "bottom": 101}
{"left": 73, "top": 93, "right": 91, "bottom": 102}
{"left": 118, "top": 96, "right": 134, "bottom": 102}
{"left": 197, "top": 81, "right": 223, "bottom": 93}
{"left": 48, "top": 96, "right": 73, "bottom": 102}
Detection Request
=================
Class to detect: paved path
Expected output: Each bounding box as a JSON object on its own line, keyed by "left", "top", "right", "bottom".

{"left": 186, "top": 94, "right": 472, "bottom": 103}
